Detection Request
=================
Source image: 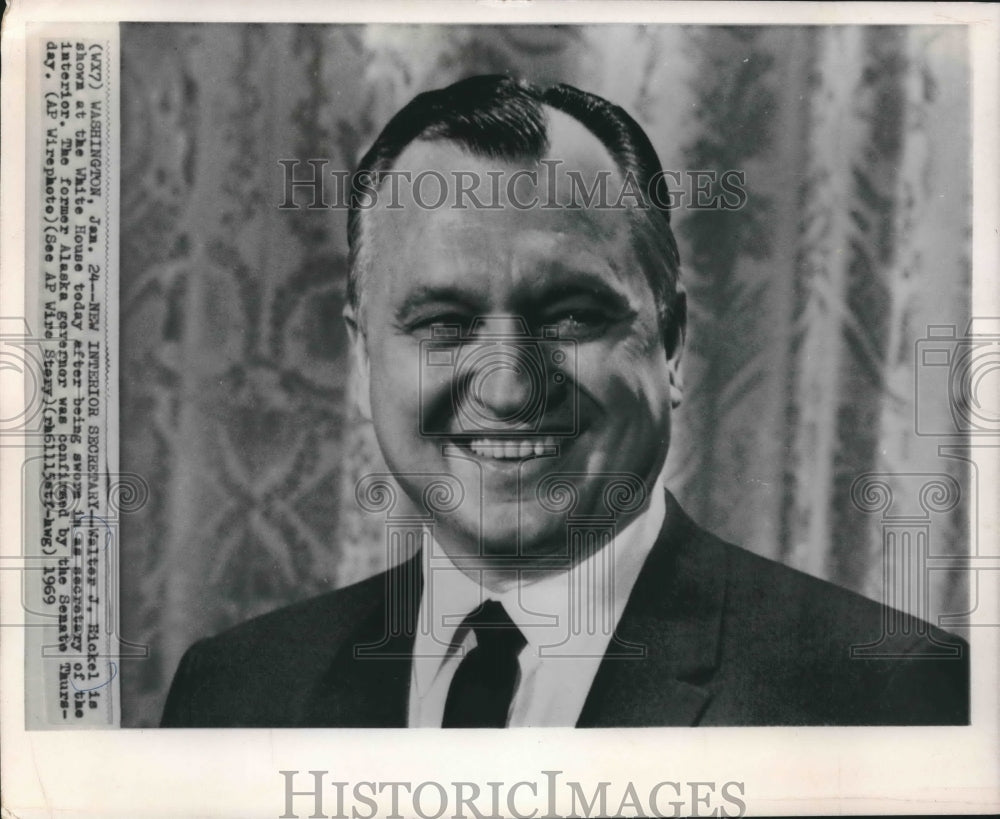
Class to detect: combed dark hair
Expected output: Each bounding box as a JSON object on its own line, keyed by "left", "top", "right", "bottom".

{"left": 348, "top": 75, "right": 683, "bottom": 339}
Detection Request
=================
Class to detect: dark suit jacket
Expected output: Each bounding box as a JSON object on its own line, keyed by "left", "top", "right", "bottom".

{"left": 161, "top": 492, "right": 969, "bottom": 727}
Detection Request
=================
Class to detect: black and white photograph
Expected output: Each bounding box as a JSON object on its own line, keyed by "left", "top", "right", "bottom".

{"left": 2, "top": 2, "right": 998, "bottom": 817}
{"left": 119, "top": 21, "right": 973, "bottom": 730}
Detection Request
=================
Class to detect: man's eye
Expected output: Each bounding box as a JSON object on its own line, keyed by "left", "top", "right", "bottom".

{"left": 549, "top": 310, "right": 608, "bottom": 338}
{"left": 410, "top": 314, "right": 470, "bottom": 338}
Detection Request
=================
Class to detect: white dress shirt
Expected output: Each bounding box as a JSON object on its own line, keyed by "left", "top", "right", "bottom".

{"left": 407, "top": 481, "right": 666, "bottom": 727}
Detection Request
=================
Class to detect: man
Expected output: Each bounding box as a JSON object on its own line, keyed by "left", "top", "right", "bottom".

{"left": 161, "top": 76, "right": 968, "bottom": 727}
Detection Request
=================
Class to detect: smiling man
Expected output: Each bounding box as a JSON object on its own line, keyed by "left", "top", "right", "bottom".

{"left": 350, "top": 102, "right": 681, "bottom": 577}
{"left": 161, "top": 76, "right": 968, "bottom": 728}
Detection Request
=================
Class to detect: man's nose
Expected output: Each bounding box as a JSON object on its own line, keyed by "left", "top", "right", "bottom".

{"left": 467, "top": 347, "right": 538, "bottom": 424}
{"left": 461, "top": 316, "right": 543, "bottom": 427}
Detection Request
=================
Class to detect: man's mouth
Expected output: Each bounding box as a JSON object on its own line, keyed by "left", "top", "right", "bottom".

{"left": 460, "top": 436, "right": 560, "bottom": 460}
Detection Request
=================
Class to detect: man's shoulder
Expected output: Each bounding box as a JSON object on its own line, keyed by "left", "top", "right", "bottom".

{"left": 193, "top": 567, "right": 388, "bottom": 657}
{"left": 702, "top": 534, "right": 968, "bottom": 725}
{"left": 662, "top": 499, "right": 897, "bottom": 634}
{"left": 160, "top": 567, "right": 394, "bottom": 727}
{"left": 631, "top": 498, "right": 968, "bottom": 725}
{"left": 714, "top": 533, "right": 960, "bottom": 654}
{"left": 721, "top": 537, "right": 884, "bottom": 622}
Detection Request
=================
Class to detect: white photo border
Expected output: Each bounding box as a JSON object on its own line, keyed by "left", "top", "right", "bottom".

{"left": 2, "top": 1, "right": 998, "bottom": 817}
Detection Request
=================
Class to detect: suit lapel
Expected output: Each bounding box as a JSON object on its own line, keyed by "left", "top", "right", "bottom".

{"left": 577, "top": 491, "right": 726, "bottom": 727}
{"left": 301, "top": 552, "right": 423, "bottom": 727}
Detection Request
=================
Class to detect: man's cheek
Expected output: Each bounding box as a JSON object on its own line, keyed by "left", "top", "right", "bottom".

{"left": 574, "top": 352, "right": 647, "bottom": 406}
{"left": 371, "top": 349, "right": 421, "bottom": 394}
{"left": 613, "top": 347, "right": 673, "bottom": 405}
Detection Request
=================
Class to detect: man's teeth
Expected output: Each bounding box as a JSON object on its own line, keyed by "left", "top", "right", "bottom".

{"left": 468, "top": 437, "right": 556, "bottom": 459}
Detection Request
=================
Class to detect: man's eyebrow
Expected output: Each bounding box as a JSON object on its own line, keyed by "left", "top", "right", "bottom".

{"left": 528, "top": 268, "right": 636, "bottom": 310}
{"left": 393, "top": 285, "right": 482, "bottom": 322}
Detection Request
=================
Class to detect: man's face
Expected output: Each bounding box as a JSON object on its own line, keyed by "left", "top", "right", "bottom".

{"left": 347, "top": 111, "right": 683, "bottom": 570}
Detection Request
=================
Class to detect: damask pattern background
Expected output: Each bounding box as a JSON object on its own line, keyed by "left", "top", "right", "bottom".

{"left": 119, "top": 24, "right": 972, "bottom": 726}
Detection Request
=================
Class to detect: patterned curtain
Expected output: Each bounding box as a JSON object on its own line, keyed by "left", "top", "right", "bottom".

{"left": 119, "top": 24, "right": 971, "bottom": 726}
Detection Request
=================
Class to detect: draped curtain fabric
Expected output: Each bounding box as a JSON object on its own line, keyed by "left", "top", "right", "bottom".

{"left": 119, "top": 24, "right": 971, "bottom": 726}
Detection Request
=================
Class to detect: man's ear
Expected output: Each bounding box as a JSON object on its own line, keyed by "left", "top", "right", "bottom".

{"left": 664, "top": 288, "right": 686, "bottom": 409}
{"left": 343, "top": 304, "right": 372, "bottom": 422}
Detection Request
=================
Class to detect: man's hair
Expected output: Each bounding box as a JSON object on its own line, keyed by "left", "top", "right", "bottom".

{"left": 347, "top": 75, "right": 683, "bottom": 344}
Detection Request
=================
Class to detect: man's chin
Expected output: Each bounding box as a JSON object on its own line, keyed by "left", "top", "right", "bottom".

{"left": 434, "top": 510, "right": 572, "bottom": 564}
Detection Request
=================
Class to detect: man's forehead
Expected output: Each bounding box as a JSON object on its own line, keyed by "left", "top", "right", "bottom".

{"left": 386, "top": 106, "right": 626, "bottom": 204}
{"left": 359, "top": 105, "right": 650, "bottom": 306}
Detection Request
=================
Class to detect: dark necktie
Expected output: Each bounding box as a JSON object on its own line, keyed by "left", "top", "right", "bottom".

{"left": 442, "top": 600, "right": 526, "bottom": 728}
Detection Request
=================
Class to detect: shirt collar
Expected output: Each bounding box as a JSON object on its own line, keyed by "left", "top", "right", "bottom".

{"left": 412, "top": 478, "right": 667, "bottom": 696}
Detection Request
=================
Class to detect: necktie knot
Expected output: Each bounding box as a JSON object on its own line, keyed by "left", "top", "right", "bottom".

{"left": 464, "top": 600, "right": 526, "bottom": 656}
